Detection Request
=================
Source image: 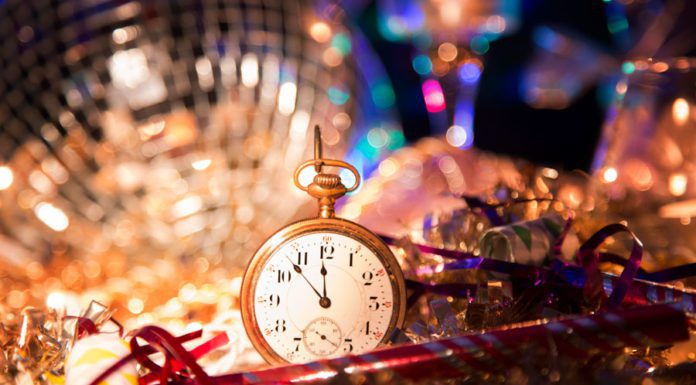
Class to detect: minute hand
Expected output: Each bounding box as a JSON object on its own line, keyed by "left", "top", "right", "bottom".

{"left": 284, "top": 256, "right": 323, "bottom": 299}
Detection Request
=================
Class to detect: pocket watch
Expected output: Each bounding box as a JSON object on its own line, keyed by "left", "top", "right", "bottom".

{"left": 240, "top": 126, "right": 407, "bottom": 365}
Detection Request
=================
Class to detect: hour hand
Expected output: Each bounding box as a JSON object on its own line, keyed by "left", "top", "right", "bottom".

{"left": 321, "top": 260, "right": 328, "bottom": 299}
{"left": 318, "top": 260, "right": 332, "bottom": 308}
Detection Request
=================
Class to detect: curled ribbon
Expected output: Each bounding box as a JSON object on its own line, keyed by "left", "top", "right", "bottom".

{"left": 382, "top": 220, "right": 650, "bottom": 310}
{"left": 87, "top": 328, "right": 229, "bottom": 385}
{"left": 574, "top": 223, "right": 643, "bottom": 309}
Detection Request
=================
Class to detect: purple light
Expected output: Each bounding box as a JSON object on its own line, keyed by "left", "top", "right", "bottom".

{"left": 458, "top": 62, "right": 481, "bottom": 84}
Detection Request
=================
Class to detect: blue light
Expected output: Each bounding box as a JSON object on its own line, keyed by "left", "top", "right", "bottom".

{"left": 412, "top": 54, "right": 432, "bottom": 76}
{"left": 376, "top": 1, "right": 424, "bottom": 41}
{"left": 327, "top": 87, "right": 350, "bottom": 105}
{"left": 470, "top": 35, "right": 490, "bottom": 55}
{"left": 458, "top": 63, "right": 481, "bottom": 84}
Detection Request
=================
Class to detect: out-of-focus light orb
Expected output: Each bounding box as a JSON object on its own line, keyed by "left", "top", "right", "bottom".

{"left": 109, "top": 48, "right": 151, "bottom": 89}
{"left": 412, "top": 54, "right": 432, "bottom": 76}
{"left": 541, "top": 167, "right": 559, "bottom": 179}
{"left": 322, "top": 47, "right": 344, "bottom": 67}
{"left": 470, "top": 35, "right": 490, "bottom": 55}
{"left": 46, "top": 291, "right": 67, "bottom": 310}
{"left": 378, "top": 158, "right": 398, "bottom": 177}
{"left": 624, "top": 159, "right": 653, "bottom": 191}
{"left": 437, "top": 42, "right": 458, "bottom": 62}
{"left": 0, "top": 166, "right": 14, "bottom": 190}
{"left": 278, "top": 82, "right": 297, "bottom": 115}
{"left": 601, "top": 167, "right": 618, "bottom": 183}
{"left": 652, "top": 61, "right": 669, "bottom": 73}
{"left": 332, "top": 112, "right": 352, "bottom": 130}
{"left": 673, "top": 98, "right": 690, "bottom": 125}
{"left": 191, "top": 158, "right": 211, "bottom": 170}
{"left": 128, "top": 297, "right": 145, "bottom": 314}
{"left": 367, "top": 128, "right": 389, "bottom": 149}
{"left": 370, "top": 81, "right": 396, "bottom": 109}
{"left": 669, "top": 173, "right": 688, "bottom": 196}
{"left": 328, "top": 86, "right": 350, "bottom": 106}
{"left": 179, "top": 283, "right": 197, "bottom": 303}
{"left": 621, "top": 61, "right": 635, "bottom": 75}
{"left": 331, "top": 33, "right": 352, "bottom": 55}
{"left": 240, "top": 53, "right": 259, "bottom": 87}
{"left": 290, "top": 111, "right": 311, "bottom": 141}
{"left": 615, "top": 81, "right": 628, "bottom": 95}
{"left": 112, "top": 28, "right": 128, "bottom": 44}
{"left": 458, "top": 62, "right": 481, "bottom": 84}
{"left": 34, "top": 202, "right": 69, "bottom": 232}
{"left": 439, "top": 0, "right": 462, "bottom": 27}
{"left": 445, "top": 125, "right": 472, "bottom": 148}
{"left": 422, "top": 79, "right": 446, "bottom": 113}
{"left": 172, "top": 195, "right": 203, "bottom": 218}
{"left": 309, "top": 21, "right": 332, "bottom": 43}
{"left": 484, "top": 15, "right": 507, "bottom": 34}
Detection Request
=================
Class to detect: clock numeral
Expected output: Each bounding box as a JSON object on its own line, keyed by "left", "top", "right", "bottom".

{"left": 269, "top": 294, "right": 280, "bottom": 307}
{"left": 368, "top": 296, "right": 380, "bottom": 311}
{"left": 349, "top": 252, "right": 353, "bottom": 267}
{"left": 264, "top": 328, "right": 272, "bottom": 336}
{"left": 365, "top": 321, "right": 370, "bottom": 335}
{"left": 373, "top": 331, "right": 383, "bottom": 341}
{"left": 320, "top": 245, "right": 334, "bottom": 259}
{"left": 293, "top": 337, "right": 302, "bottom": 352}
{"left": 377, "top": 268, "right": 385, "bottom": 276}
{"left": 362, "top": 271, "right": 374, "bottom": 286}
{"left": 277, "top": 270, "right": 292, "bottom": 283}
{"left": 343, "top": 338, "right": 353, "bottom": 353}
{"left": 297, "top": 251, "right": 308, "bottom": 265}
{"left": 275, "top": 319, "right": 287, "bottom": 333}
{"left": 322, "top": 235, "right": 333, "bottom": 242}
{"left": 383, "top": 301, "right": 392, "bottom": 308}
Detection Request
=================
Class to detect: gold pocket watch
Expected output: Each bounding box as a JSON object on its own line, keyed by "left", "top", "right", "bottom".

{"left": 241, "top": 126, "right": 406, "bottom": 364}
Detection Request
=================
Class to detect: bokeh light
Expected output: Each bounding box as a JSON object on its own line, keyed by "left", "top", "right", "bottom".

{"left": 422, "top": 79, "right": 446, "bottom": 113}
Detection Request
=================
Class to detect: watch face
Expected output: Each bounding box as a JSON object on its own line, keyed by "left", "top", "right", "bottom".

{"left": 251, "top": 231, "right": 396, "bottom": 363}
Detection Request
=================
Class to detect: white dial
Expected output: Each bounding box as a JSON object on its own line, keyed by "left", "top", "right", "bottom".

{"left": 252, "top": 232, "right": 395, "bottom": 363}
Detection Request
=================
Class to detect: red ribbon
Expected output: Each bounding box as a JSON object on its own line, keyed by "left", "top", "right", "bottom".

{"left": 87, "top": 328, "right": 229, "bottom": 385}
{"left": 95, "top": 303, "right": 689, "bottom": 385}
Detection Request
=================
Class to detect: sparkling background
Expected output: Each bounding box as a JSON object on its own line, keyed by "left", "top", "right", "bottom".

{"left": 0, "top": 0, "right": 369, "bottom": 269}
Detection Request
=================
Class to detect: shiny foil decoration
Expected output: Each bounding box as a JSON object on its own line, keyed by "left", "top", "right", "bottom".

{"left": 0, "top": 0, "right": 358, "bottom": 269}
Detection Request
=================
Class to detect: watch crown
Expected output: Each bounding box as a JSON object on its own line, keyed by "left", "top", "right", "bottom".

{"left": 314, "top": 173, "right": 342, "bottom": 189}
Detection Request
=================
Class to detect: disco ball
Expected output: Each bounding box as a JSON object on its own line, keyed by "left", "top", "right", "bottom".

{"left": 0, "top": 0, "right": 359, "bottom": 269}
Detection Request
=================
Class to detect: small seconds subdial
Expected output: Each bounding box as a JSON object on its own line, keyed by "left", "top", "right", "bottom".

{"left": 303, "top": 317, "right": 342, "bottom": 356}
{"left": 252, "top": 232, "right": 395, "bottom": 363}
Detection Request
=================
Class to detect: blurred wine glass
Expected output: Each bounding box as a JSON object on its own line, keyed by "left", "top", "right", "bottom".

{"left": 592, "top": 57, "right": 696, "bottom": 267}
